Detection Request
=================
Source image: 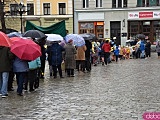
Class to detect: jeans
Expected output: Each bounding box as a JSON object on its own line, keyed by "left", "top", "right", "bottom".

{"left": 0, "top": 72, "right": 9, "bottom": 95}
{"left": 15, "top": 72, "right": 28, "bottom": 94}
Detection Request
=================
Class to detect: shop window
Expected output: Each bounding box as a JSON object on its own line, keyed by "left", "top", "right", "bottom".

{"left": 79, "top": 22, "right": 94, "bottom": 34}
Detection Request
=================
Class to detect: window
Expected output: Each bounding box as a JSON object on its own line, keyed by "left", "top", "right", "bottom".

{"left": 112, "top": 0, "right": 116, "bottom": 8}
{"left": 10, "top": 4, "right": 18, "bottom": 15}
{"left": 112, "top": 0, "right": 127, "bottom": 8}
{"left": 43, "top": 3, "right": 50, "bottom": 15}
{"left": 59, "top": 3, "right": 66, "bottom": 15}
{"left": 96, "top": 0, "right": 103, "bottom": 7}
{"left": 137, "top": 0, "right": 158, "bottom": 7}
{"left": 83, "top": 0, "right": 89, "bottom": 8}
{"left": 123, "top": 0, "right": 127, "bottom": 7}
{"left": 27, "top": 3, "right": 34, "bottom": 15}
{"left": 118, "top": 0, "right": 122, "bottom": 7}
{"left": 79, "top": 22, "right": 94, "bottom": 34}
{"left": 149, "top": 0, "right": 157, "bottom": 6}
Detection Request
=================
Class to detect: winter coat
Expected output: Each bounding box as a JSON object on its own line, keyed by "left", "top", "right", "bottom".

{"left": 47, "top": 43, "right": 65, "bottom": 66}
{"left": 76, "top": 45, "right": 87, "bottom": 60}
{"left": 13, "top": 57, "right": 29, "bottom": 72}
{"left": 0, "top": 46, "right": 14, "bottom": 72}
{"left": 140, "top": 40, "right": 145, "bottom": 51}
{"left": 114, "top": 47, "right": 120, "bottom": 56}
{"left": 85, "top": 40, "right": 92, "bottom": 58}
{"left": 102, "top": 43, "right": 111, "bottom": 52}
{"left": 64, "top": 43, "right": 77, "bottom": 69}
{"left": 28, "top": 57, "right": 41, "bottom": 70}
{"left": 156, "top": 41, "right": 160, "bottom": 53}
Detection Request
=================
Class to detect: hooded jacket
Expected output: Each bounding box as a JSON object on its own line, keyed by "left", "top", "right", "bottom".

{"left": 0, "top": 46, "right": 14, "bottom": 72}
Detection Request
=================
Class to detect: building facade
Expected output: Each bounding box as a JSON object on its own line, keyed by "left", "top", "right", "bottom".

{"left": 74, "top": 0, "right": 160, "bottom": 45}
{"left": 2, "top": 0, "right": 73, "bottom": 34}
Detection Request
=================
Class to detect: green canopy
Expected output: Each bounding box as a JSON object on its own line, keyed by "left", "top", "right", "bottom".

{"left": 25, "top": 20, "right": 66, "bottom": 37}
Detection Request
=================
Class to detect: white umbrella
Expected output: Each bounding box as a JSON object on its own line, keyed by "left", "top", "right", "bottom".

{"left": 65, "top": 34, "right": 85, "bottom": 47}
{"left": 45, "top": 34, "right": 63, "bottom": 42}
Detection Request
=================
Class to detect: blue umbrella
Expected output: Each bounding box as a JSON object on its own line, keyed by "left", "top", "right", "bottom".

{"left": 65, "top": 34, "right": 85, "bottom": 47}
{"left": 7, "top": 32, "right": 22, "bottom": 38}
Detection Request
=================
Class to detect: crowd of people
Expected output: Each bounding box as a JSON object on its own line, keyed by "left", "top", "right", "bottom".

{"left": 0, "top": 32, "right": 158, "bottom": 98}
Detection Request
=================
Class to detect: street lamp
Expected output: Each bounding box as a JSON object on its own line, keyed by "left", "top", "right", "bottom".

{"left": 16, "top": 2, "right": 28, "bottom": 33}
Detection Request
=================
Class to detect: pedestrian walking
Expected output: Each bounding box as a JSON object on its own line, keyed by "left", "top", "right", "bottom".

{"left": 64, "top": 39, "right": 77, "bottom": 77}
{"left": 47, "top": 41, "right": 65, "bottom": 78}
{"left": 0, "top": 46, "right": 14, "bottom": 98}
{"left": 156, "top": 40, "right": 160, "bottom": 59}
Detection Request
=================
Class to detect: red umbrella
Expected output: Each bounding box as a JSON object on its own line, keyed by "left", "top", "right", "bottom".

{"left": 10, "top": 38, "right": 42, "bottom": 61}
{"left": 0, "top": 31, "right": 12, "bottom": 47}
{"left": 10, "top": 37, "right": 22, "bottom": 44}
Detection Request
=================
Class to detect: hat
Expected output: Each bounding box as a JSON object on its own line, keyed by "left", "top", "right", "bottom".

{"left": 68, "top": 39, "right": 73, "bottom": 43}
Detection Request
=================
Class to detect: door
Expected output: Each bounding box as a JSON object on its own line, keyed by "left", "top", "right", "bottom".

{"left": 110, "top": 21, "right": 121, "bottom": 45}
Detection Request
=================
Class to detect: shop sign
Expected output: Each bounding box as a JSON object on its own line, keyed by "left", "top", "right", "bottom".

{"left": 128, "top": 11, "right": 160, "bottom": 19}
{"left": 139, "top": 12, "right": 153, "bottom": 18}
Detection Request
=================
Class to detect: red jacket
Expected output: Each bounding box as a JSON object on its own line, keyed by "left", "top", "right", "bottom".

{"left": 102, "top": 43, "right": 111, "bottom": 52}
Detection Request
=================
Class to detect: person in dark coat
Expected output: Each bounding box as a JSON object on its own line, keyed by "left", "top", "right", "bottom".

{"left": 85, "top": 40, "right": 92, "bottom": 72}
{"left": 0, "top": 46, "right": 14, "bottom": 98}
{"left": 64, "top": 40, "right": 77, "bottom": 77}
{"left": 47, "top": 41, "right": 65, "bottom": 78}
{"left": 36, "top": 37, "right": 46, "bottom": 79}
{"left": 145, "top": 40, "right": 151, "bottom": 57}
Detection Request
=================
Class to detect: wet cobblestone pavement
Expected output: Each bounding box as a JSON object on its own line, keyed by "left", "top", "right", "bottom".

{"left": 0, "top": 52, "right": 160, "bottom": 120}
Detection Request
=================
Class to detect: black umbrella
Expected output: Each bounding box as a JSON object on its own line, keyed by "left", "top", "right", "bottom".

{"left": 79, "top": 33, "right": 97, "bottom": 41}
{"left": 136, "top": 34, "right": 145, "bottom": 39}
{"left": 22, "top": 30, "right": 47, "bottom": 39}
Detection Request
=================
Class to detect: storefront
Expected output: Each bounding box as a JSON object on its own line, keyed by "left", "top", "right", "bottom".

{"left": 128, "top": 11, "right": 160, "bottom": 44}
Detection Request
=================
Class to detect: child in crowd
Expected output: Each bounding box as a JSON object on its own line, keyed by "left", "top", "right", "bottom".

{"left": 114, "top": 46, "right": 120, "bottom": 62}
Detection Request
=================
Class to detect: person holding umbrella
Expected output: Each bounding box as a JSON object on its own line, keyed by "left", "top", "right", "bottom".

{"left": 10, "top": 37, "right": 42, "bottom": 96}
{"left": 47, "top": 41, "right": 65, "bottom": 79}
{"left": 0, "top": 46, "right": 14, "bottom": 98}
{"left": 0, "top": 31, "right": 14, "bottom": 98}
